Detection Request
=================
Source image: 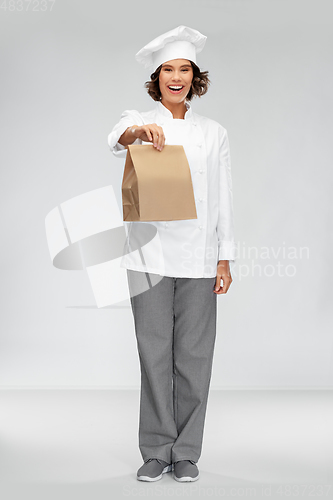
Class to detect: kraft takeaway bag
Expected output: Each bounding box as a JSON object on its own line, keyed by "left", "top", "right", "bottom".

{"left": 121, "top": 144, "right": 198, "bottom": 222}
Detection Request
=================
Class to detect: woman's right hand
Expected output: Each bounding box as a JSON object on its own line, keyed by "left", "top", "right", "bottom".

{"left": 131, "top": 123, "right": 165, "bottom": 151}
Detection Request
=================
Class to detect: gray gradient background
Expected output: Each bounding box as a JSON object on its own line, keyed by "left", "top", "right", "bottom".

{"left": 1, "top": 0, "right": 332, "bottom": 389}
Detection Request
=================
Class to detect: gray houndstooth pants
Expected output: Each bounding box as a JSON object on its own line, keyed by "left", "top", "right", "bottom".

{"left": 126, "top": 269, "right": 217, "bottom": 464}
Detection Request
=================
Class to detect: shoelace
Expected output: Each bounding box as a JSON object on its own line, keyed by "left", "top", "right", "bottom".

{"left": 175, "top": 459, "right": 196, "bottom": 465}
{"left": 145, "top": 458, "right": 167, "bottom": 465}
{"left": 145, "top": 458, "right": 196, "bottom": 466}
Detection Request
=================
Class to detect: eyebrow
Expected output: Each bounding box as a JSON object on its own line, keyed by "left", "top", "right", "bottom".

{"left": 162, "top": 63, "right": 192, "bottom": 68}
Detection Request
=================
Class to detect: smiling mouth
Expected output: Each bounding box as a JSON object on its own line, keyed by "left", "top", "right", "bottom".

{"left": 168, "top": 86, "right": 184, "bottom": 94}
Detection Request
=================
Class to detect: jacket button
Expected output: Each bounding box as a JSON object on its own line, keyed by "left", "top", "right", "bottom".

{"left": 165, "top": 222, "right": 169, "bottom": 228}
{"left": 199, "top": 225, "right": 203, "bottom": 230}
{"left": 197, "top": 143, "right": 202, "bottom": 148}
{"left": 199, "top": 197, "right": 203, "bottom": 202}
{"left": 199, "top": 169, "right": 204, "bottom": 174}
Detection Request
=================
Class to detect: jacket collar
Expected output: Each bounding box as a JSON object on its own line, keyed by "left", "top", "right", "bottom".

{"left": 156, "top": 100, "right": 193, "bottom": 121}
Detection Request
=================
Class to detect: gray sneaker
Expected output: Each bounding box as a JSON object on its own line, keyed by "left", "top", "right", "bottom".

{"left": 173, "top": 460, "right": 200, "bottom": 482}
{"left": 137, "top": 458, "right": 173, "bottom": 482}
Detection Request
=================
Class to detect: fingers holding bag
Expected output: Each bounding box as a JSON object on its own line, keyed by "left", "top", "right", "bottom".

{"left": 133, "top": 123, "right": 165, "bottom": 151}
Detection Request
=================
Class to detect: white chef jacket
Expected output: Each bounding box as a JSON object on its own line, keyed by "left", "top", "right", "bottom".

{"left": 108, "top": 100, "right": 236, "bottom": 278}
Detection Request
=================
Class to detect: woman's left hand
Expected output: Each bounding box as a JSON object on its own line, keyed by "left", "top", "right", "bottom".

{"left": 214, "top": 260, "right": 232, "bottom": 294}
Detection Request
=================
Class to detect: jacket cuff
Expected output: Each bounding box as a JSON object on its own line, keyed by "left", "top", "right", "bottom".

{"left": 218, "top": 241, "right": 236, "bottom": 261}
{"left": 107, "top": 122, "right": 133, "bottom": 158}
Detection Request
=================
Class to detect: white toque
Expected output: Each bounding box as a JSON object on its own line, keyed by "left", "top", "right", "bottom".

{"left": 135, "top": 25, "right": 207, "bottom": 71}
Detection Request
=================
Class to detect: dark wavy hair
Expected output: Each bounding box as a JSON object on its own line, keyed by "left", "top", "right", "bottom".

{"left": 144, "top": 61, "right": 210, "bottom": 102}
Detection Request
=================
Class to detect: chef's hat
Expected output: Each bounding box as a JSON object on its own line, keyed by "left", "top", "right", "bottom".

{"left": 135, "top": 25, "right": 207, "bottom": 71}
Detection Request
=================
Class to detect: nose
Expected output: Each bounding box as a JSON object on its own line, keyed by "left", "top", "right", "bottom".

{"left": 171, "top": 71, "right": 182, "bottom": 81}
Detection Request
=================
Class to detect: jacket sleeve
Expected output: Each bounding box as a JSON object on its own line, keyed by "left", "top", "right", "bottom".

{"left": 217, "top": 127, "right": 236, "bottom": 262}
{"left": 107, "top": 109, "right": 144, "bottom": 158}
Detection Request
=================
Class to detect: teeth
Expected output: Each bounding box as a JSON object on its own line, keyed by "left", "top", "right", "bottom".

{"left": 169, "top": 86, "right": 183, "bottom": 90}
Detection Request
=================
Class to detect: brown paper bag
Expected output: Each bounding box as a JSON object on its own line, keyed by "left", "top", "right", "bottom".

{"left": 122, "top": 144, "right": 198, "bottom": 222}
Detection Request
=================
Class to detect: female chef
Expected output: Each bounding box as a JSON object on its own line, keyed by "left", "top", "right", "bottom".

{"left": 108, "top": 25, "right": 236, "bottom": 483}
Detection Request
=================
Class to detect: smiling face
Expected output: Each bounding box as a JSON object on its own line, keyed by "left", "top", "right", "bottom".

{"left": 158, "top": 59, "right": 194, "bottom": 106}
